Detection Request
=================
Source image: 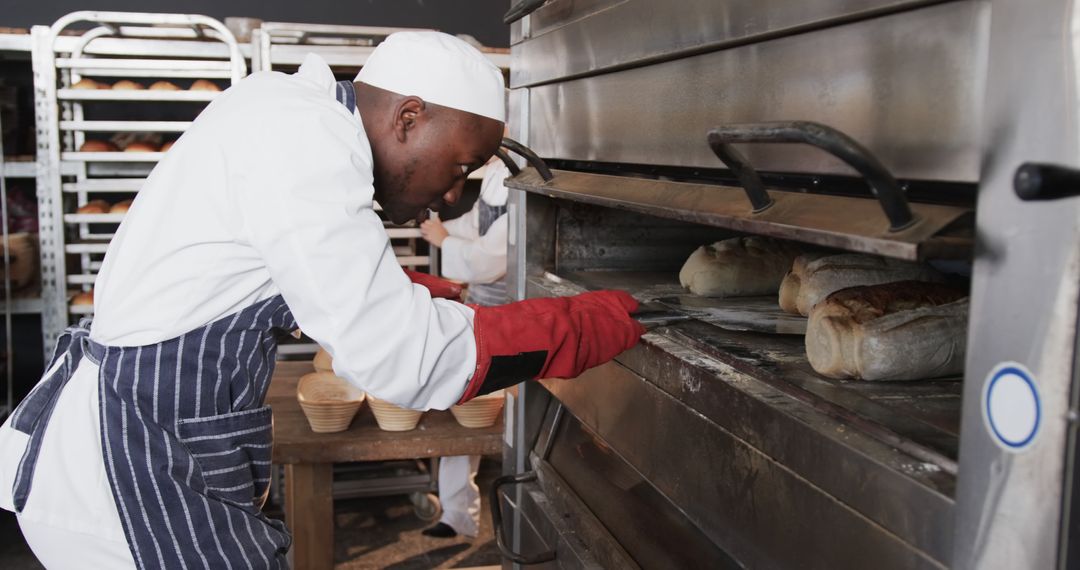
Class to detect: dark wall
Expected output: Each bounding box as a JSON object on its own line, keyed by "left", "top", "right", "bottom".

{"left": 1, "top": 0, "right": 511, "bottom": 47}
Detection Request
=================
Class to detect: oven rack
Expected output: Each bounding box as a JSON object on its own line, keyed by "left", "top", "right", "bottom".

{"left": 33, "top": 11, "right": 247, "bottom": 353}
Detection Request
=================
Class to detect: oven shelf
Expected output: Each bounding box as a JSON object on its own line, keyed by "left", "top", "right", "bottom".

{"left": 506, "top": 168, "right": 973, "bottom": 262}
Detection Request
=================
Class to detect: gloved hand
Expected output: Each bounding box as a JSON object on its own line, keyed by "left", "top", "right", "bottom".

{"left": 457, "top": 290, "right": 646, "bottom": 403}
{"left": 403, "top": 268, "right": 462, "bottom": 301}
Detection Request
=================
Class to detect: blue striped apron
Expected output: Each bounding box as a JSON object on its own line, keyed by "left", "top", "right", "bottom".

{"left": 7, "top": 80, "right": 360, "bottom": 569}
{"left": 464, "top": 201, "right": 508, "bottom": 307}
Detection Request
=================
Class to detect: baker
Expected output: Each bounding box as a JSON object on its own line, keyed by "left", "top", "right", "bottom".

{"left": 0, "top": 32, "right": 643, "bottom": 569}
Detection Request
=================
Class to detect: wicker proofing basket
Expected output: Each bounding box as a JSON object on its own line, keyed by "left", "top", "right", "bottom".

{"left": 313, "top": 347, "right": 333, "bottom": 373}
{"left": 367, "top": 396, "right": 423, "bottom": 432}
{"left": 297, "top": 372, "right": 365, "bottom": 433}
{"left": 450, "top": 390, "right": 505, "bottom": 428}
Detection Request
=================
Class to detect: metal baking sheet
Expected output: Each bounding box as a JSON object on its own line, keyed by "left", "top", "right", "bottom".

{"left": 652, "top": 295, "right": 808, "bottom": 335}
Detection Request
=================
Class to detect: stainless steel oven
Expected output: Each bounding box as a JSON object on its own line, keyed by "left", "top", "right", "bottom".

{"left": 495, "top": 1, "right": 1080, "bottom": 568}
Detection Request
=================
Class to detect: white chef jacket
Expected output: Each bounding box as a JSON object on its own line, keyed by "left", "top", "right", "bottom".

{"left": 0, "top": 53, "right": 478, "bottom": 543}
{"left": 440, "top": 160, "right": 510, "bottom": 284}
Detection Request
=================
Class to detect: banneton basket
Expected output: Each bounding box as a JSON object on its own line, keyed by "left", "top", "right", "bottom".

{"left": 313, "top": 347, "right": 333, "bottom": 373}
{"left": 297, "top": 372, "right": 365, "bottom": 433}
{"left": 367, "top": 396, "right": 424, "bottom": 431}
{"left": 450, "top": 390, "right": 505, "bottom": 428}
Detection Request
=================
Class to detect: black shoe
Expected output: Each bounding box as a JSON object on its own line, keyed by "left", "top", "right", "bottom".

{"left": 421, "top": 522, "right": 458, "bottom": 538}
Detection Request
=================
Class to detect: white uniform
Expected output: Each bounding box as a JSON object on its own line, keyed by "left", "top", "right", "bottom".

{"left": 436, "top": 161, "right": 510, "bottom": 538}
{"left": 0, "top": 53, "right": 477, "bottom": 564}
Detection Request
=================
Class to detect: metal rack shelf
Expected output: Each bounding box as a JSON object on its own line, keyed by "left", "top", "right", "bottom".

{"left": 33, "top": 11, "right": 247, "bottom": 353}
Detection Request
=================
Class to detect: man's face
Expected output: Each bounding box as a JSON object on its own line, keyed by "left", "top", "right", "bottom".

{"left": 373, "top": 101, "right": 504, "bottom": 225}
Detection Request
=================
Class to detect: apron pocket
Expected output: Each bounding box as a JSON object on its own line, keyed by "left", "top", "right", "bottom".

{"left": 177, "top": 406, "right": 273, "bottom": 509}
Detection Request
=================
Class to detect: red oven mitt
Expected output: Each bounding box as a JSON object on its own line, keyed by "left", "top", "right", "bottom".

{"left": 457, "top": 290, "right": 646, "bottom": 403}
{"left": 403, "top": 268, "right": 463, "bottom": 301}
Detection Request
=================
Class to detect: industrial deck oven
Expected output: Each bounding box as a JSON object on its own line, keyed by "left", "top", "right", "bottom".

{"left": 496, "top": 1, "right": 1080, "bottom": 568}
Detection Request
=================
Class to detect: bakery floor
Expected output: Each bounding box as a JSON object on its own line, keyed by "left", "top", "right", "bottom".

{"left": 0, "top": 458, "right": 503, "bottom": 570}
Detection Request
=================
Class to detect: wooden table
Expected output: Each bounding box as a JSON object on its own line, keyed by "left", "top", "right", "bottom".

{"left": 267, "top": 361, "right": 504, "bottom": 570}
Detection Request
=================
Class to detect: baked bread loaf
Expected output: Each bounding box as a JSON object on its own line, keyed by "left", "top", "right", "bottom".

{"left": 79, "top": 140, "right": 119, "bottom": 152}
{"left": 779, "top": 253, "right": 942, "bottom": 316}
{"left": 148, "top": 80, "right": 180, "bottom": 91}
{"left": 159, "top": 141, "right": 174, "bottom": 153}
{"left": 109, "top": 199, "right": 133, "bottom": 214}
{"left": 124, "top": 141, "right": 158, "bottom": 152}
{"left": 77, "top": 200, "right": 110, "bottom": 214}
{"left": 70, "top": 289, "right": 94, "bottom": 306}
{"left": 679, "top": 236, "right": 804, "bottom": 297}
{"left": 111, "top": 80, "right": 144, "bottom": 90}
{"left": 189, "top": 79, "right": 221, "bottom": 92}
{"left": 806, "top": 281, "right": 968, "bottom": 381}
{"left": 72, "top": 78, "right": 105, "bottom": 90}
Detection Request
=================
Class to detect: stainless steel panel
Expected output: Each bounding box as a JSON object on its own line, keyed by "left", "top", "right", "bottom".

{"left": 953, "top": 0, "right": 1080, "bottom": 568}
{"left": 523, "top": 1, "right": 988, "bottom": 182}
{"left": 512, "top": 0, "right": 949, "bottom": 85}
{"left": 506, "top": 168, "right": 972, "bottom": 260}
{"left": 531, "top": 344, "right": 949, "bottom": 568}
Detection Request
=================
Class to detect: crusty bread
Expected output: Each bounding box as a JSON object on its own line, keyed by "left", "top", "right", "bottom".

{"left": 148, "top": 80, "right": 180, "bottom": 91}
{"left": 70, "top": 289, "right": 94, "bottom": 306}
{"left": 679, "top": 236, "right": 804, "bottom": 297}
{"left": 111, "top": 80, "right": 144, "bottom": 90}
{"left": 109, "top": 199, "right": 133, "bottom": 214}
{"left": 806, "top": 281, "right": 968, "bottom": 381}
{"left": 779, "top": 253, "right": 942, "bottom": 316}
{"left": 79, "top": 140, "right": 119, "bottom": 152}
{"left": 189, "top": 79, "right": 221, "bottom": 92}
{"left": 76, "top": 200, "right": 110, "bottom": 214}
{"left": 124, "top": 141, "right": 158, "bottom": 152}
{"left": 72, "top": 78, "right": 105, "bottom": 90}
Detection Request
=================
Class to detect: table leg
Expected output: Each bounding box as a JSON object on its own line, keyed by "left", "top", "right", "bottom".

{"left": 284, "top": 463, "right": 334, "bottom": 570}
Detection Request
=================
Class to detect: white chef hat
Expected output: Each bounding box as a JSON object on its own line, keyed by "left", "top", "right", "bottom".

{"left": 356, "top": 31, "right": 506, "bottom": 123}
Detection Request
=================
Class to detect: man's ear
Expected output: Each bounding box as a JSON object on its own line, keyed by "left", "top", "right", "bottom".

{"left": 393, "top": 97, "right": 427, "bottom": 143}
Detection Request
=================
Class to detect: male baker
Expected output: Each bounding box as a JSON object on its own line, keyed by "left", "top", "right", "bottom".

{"left": 0, "top": 32, "right": 642, "bottom": 568}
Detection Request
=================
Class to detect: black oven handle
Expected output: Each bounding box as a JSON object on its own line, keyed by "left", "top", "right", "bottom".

{"left": 501, "top": 137, "right": 554, "bottom": 182}
{"left": 494, "top": 148, "right": 523, "bottom": 177}
{"left": 490, "top": 470, "right": 558, "bottom": 565}
{"left": 707, "top": 121, "right": 917, "bottom": 232}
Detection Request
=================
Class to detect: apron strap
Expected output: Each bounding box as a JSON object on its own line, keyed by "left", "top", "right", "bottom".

{"left": 335, "top": 80, "right": 356, "bottom": 114}
{"left": 9, "top": 318, "right": 102, "bottom": 511}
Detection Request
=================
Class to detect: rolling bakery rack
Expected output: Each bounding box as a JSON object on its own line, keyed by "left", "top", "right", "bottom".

{"left": 31, "top": 11, "right": 246, "bottom": 354}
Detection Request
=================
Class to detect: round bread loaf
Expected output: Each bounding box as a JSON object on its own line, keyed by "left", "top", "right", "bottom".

{"left": 76, "top": 200, "right": 110, "bottom": 214}
{"left": 112, "top": 80, "right": 144, "bottom": 90}
{"left": 189, "top": 79, "right": 221, "bottom": 92}
{"left": 148, "top": 80, "right": 180, "bottom": 91}
{"left": 71, "top": 289, "right": 94, "bottom": 306}
{"left": 124, "top": 141, "right": 158, "bottom": 152}
{"left": 72, "top": 78, "right": 104, "bottom": 90}
{"left": 780, "top": 253, "right": 943, "bottom": 316}
{"left": 679, "top": 236, "right": 804, "bottom": 297}
{"left": 805, "top": 281, "right": 968, "bottom": 381}
{"left": 159, "top": 141, "right": 174, "bottom": 153}
{"left": 109, "top": 199, "right": 133, "bottom": 214}
{"left": 79, "top": 140, "right": 119, "bottom": 152}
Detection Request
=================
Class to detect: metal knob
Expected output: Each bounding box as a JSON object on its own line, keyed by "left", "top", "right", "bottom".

{"left": 1014, "top": 162, "right": 1080, "bottom": 201}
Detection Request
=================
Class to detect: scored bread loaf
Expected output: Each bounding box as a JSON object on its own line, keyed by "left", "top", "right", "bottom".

{"left": 189, "top": 79, "right": 221, "bottom": 92}
{"left": 779, "top": 253, "right": 943, "bottom": 316}
{"left": 111, "top": 80, "right": 144, "bottom": 90}
{"left": 149, "top": 80, "right": 181, "bottom": 91}
{"left": 79, "top": 140, "right": 119, "bottom": 152}
{"left": 679, "top": 236, "right": 805, "bottom": 297}
{"left": 77, "top": 200, "right": 110, "bottom": 214}
{"left": 124, "top": 141, "right": 158, "bottom": 152}
{"left": 805, "top": 281, "right": 968, "bottom": 381}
